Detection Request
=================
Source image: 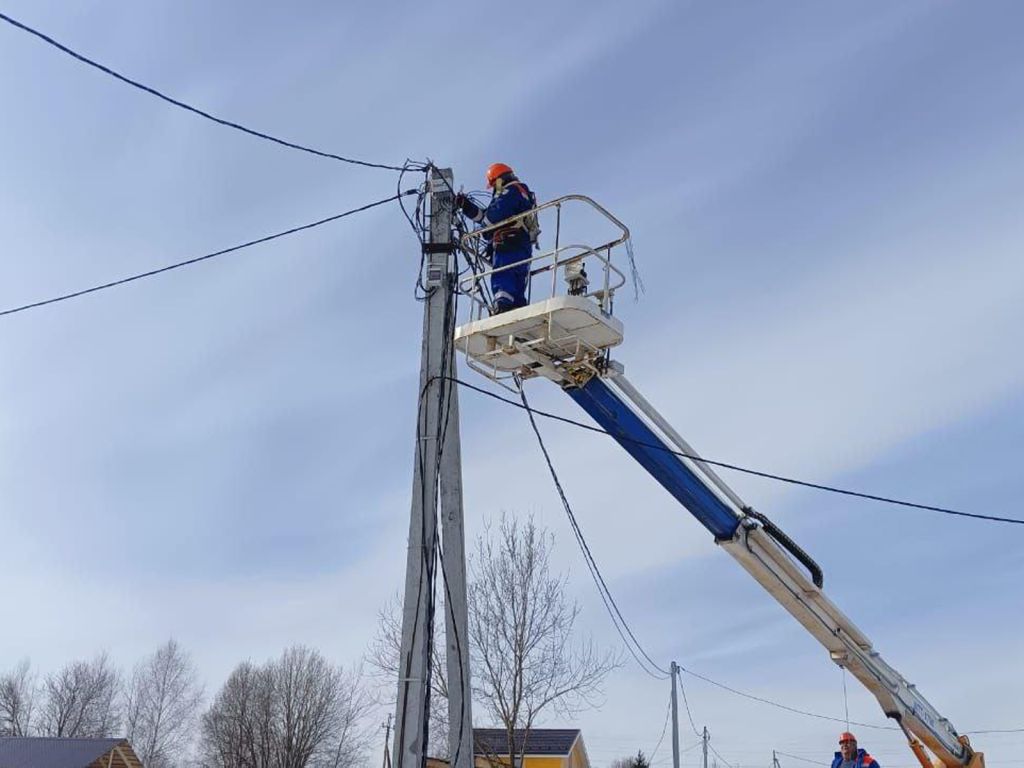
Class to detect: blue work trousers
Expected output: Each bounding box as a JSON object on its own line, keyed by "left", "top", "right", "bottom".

{"left": 491, "top": 246, "right": 531, "bottom": 309}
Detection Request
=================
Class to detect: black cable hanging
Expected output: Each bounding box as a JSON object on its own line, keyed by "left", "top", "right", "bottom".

{"left": 0, "top": 11, "right": 419, "bottom": 172}
{"left": 448, "top": 376, "right": 1024, "bottom": 527}
{"left": 518, "top": 380, "right": 670, "bottom": 681}
{"left": 675, "top": 667, "right": 701, "bottom": 739}
{"left": 0, "top": 190, "right": 416, "bottom": 318}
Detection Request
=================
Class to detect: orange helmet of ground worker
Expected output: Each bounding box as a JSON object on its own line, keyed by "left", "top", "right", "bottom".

{"left": 839, "top": 732, "right": 857, "bottom": 744}
{"left": 486, "top": 162, "right": 514, "bottom": 188}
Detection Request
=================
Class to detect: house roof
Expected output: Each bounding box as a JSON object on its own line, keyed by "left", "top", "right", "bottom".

{"left": 474, "top": 728, "right": 581, "bottom": 757}
{"left": 0, "top": 737, "right": 142, "bottom": 768}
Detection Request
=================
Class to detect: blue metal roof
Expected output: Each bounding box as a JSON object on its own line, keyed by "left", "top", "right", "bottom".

{"left": 0, "top": 737, "right": 128, "bottom": 768}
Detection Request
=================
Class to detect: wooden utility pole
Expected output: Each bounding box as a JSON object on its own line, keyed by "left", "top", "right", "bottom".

{"left": 393, "top": 167, "right": 473, "bottom": 768}
{"left": 702, "top": 727, "right": 709, "bottom": 768}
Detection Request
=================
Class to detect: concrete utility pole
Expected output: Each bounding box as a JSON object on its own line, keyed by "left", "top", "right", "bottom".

{"left": 393, "top": 167, "right": 473, "bottom": 768}
{"left": 670, "top": 661, "right": 681, "bottom": 768}
{"left": 772, "top": 750, "right": 781, "bottom": 768}
{"left": 702, "top": 726, "right": 709, "bottom": 768}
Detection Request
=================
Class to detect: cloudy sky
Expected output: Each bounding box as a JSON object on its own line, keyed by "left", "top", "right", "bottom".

{"left": 2, "top": 1, "right": 1023, "bottom": 765}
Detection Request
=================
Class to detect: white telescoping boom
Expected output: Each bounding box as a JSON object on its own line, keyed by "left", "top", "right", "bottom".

{"left": 453, "top": 195, "right": 986, "bottom": 768}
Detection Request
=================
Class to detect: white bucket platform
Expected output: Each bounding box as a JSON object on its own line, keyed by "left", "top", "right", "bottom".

{"left": 454, "top": 295, "right": 624, "bottom": 384}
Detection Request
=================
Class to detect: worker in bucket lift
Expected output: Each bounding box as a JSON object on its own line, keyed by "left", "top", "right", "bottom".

{"left": 832, "top": 732, "right": 879, "bottom": 768}
{"left": 455, "top": 163, "right": 538, "bottom": 314}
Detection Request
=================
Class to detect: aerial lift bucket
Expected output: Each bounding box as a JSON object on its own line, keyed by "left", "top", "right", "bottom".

{"left": 454, "top": 195, "right": 630, "bottom": 388}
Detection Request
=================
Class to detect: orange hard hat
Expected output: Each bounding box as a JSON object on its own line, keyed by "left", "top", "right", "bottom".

{"left": 839, "top": 732, "right": 857, "bottom": 744}
{"left": 486, "top": 162, "right": 514, "bottom": 188}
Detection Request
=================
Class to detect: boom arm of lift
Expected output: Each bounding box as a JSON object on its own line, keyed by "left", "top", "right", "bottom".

{"left": 565, "top": 373, "right": 984, "bottom": 768}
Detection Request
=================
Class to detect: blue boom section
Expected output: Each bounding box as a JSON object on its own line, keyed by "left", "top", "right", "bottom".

{"left": 566, "top": 377, "right": 741, "bottom": 540}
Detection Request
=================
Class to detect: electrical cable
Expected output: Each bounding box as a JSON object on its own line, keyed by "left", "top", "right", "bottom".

{"left": 433, "top": 251, "right": 471, "bottom": 768}
{"left": 0, "top": 190, "right": 416, "bottom": 318}
{"left": 518, "top": 380, "right": 670, "bottom": 681}
{"left": 457, "top": 379, "right": 904, "bottom": 730}
{"left": 457, "top": 377, "right": 902, "bottom": 731}
{"left": 445, "top": 376, "right": 1024, "bottom": 527}
{"left": 450, "top": 376, "right": 984, "bottom": 734}
{"left": 648, "top": 694, "right": 672, "bottom": 765}
{"left": 0, "top": 11, "right": 417, "bottom": 172}
{"left": 773, "top": 751, "right": 829, "bottom": 766}
{"left": 674, "top": 668, "right": 701, "bottom": 739}
{"left": 964, "top": 729, "right": 1024, "bottom": 734}
{"left": 395, "top": 378, "right": 438, "bottom": 768}
{"left": 708, "top": 741, "right": 735, "bottom": 768}
{"left": 678, "top": 665, "right": 897, "bottom": 732}
{"left": 841, "top": 668, "right": 850, "bottom": 732}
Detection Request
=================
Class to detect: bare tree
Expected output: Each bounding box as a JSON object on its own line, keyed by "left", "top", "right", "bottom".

{"left": 124, "top": 639, "right": 205, "bottom": 767}
{"left": 200, "top": 646, "right": 373, "bottom": 768}
{"left": 0, "top": 659, "right": 38, "bottom": 736}
{"left": 39, "top": 652, "right": 121, "bottom": 738}
{"left": 470, "top": 514, "right": 620, "bottom": 768}
{"left": 318, "top": 663, "right": 375, "bottom": 768}
{"left": 365, "top": 594, "right": 450, "bottom": 758}
{"left": 200, "top": 662, "right": 267, "bottom": 768}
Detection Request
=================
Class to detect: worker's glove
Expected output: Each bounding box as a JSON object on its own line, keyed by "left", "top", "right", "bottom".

{"left": 456, "top": 194, "right": 480, "bottom": 219}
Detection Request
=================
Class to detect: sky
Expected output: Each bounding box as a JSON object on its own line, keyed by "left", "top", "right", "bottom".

{"left": 1, "top": 0, "right": 1023, "bottom": 765}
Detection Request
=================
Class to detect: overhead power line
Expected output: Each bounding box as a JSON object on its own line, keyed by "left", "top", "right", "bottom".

{"left": 674, "top": 668, "right": 702, "bottom": 739}
{"left": 648, "top": 695, "right": 672, "bottom": 764}
{"left": 708, "top": 741, "right": 735, "bottom": 768}
{"left": 447, "top": 376, "right": 1024, "bottom": 527}
{"left": 773, "top": 751, "right": 828, "bottom": 766}
{"left": 678, "top": 665, "right": 896, "bottom": 731}
{"left": 0, "top": 11, "right": 417, "bottom": 172}
{"left": 964, "top": 729, "right": 1024, "bottom": 734}
{"left": 519, "top": 380, "right": 670, "bottom": 681}
{"left": 0, "top": 190, "right": 415, "bottom": 318}
{"left": 516, "top": 381, "right": 898, "bottom": 734}
{"left": 490, "top": 378, "right": 1015, "bottom": 741}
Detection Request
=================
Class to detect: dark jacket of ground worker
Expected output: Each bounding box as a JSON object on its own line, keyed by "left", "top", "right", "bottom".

{"left": 458, "top": 162, "right": 536, "bottom": 313}
{"left": 831, "top": 747, "right": 879, "bottom": 768}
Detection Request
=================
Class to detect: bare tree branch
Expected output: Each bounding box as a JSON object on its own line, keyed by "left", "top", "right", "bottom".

{"left": 0, "top": 659, "right": 38, "bottom": 736}
{"left": 200, "top": 646, "right": 373, "bottom": 768}
{"left": 125, "top": 639, "right": 205, "bottom": 768}
{"left": 39, "top": 652, "right": 121, "bottom": 738}
{"left": 470, "top": 514, "right": 621, "bottom": 768}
